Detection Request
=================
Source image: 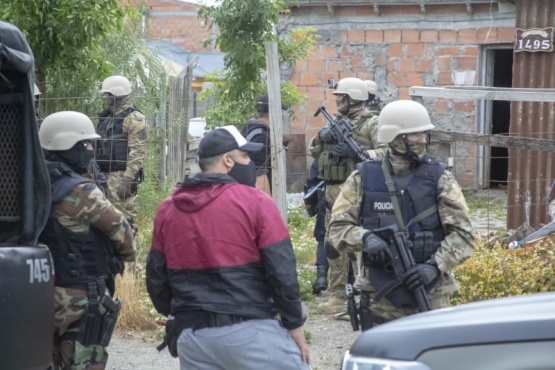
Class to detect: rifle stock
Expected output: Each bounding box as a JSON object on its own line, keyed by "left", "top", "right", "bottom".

{"left": 314, "top": 105, "right": 368, "bottom": 162}
{"left": 373, "top": 225, "right": 431, "bottom": 312}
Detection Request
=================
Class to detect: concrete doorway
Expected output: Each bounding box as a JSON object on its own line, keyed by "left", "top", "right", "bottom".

{"left": 477, "top": 46, "right": 514, "bottom": 189}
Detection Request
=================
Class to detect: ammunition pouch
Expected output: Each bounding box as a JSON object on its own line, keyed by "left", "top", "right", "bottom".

{"left": 412, "top": 231, "right": 435, "bottom": 263}
{"left": 318, "top": 151, "right": 356, "bottom": 182}
{"left": 79, "top": 281, "right": 121, "bottom": 347}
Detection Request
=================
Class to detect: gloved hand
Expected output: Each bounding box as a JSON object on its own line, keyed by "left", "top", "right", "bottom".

{"left": 404, "top": 261, "right": 440, "bottom": 291}
{"left": 335, "top": 142, "right": 356, "bottom": 159}
{"left": 362, "top": 233, "right": 390, "bottom": 264}
{"left": 318, "top": 127, "right": 336, "bottom": 144}
{"left": 117, "top": 176, "right": 136, "bottom": 200}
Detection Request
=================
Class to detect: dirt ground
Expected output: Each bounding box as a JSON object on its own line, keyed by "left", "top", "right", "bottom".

{"left": 108, "top": 291, "right": 358, "bottom": 370}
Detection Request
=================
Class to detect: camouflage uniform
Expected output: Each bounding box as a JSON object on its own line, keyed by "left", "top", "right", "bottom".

{"left": 97, "top": 98, "right": 147, "bottom": 220}
{"left": 328, "top": 149, "right": 475, "bottom": 322}
{"left": 50, "top": 182, "right": 136, "bottom": 370}
{"left": 308, "top": 107, "right": 388, "bottom": 310}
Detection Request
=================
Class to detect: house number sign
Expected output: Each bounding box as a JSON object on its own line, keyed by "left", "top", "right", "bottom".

{"left": 515, "top": 27, "right": 554, "bottom": 52}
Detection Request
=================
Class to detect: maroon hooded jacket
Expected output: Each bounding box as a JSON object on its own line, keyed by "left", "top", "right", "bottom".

{"left": 146, "top": 173, "right": 305, "bottom": 329}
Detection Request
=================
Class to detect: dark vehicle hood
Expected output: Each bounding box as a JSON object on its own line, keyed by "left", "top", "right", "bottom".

{"left": 350, "top": 292, "right": 555, "bottom": 360}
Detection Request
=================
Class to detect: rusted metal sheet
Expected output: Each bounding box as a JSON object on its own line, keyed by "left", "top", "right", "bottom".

{"left": 297, "top": 0, "right": 499, "bottom": 6}
{"left": 294, "top": 0, "right": 497, "bottom": 5}
{"left": 508, "top": 0, "right": 555, "bottom": 229}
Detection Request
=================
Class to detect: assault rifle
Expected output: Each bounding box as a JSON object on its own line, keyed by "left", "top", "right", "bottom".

{"left": 91, "top": 159, "right": 108, "bottom": 196}
{"left": 372, "top": 225, "right": 431, "bottom": 313}
{"left": 314, "top": 105, "right": 368, "bottom": 162}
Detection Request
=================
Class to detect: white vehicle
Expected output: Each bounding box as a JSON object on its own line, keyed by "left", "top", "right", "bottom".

{"left": 189, "top": 117, "right": 206, "bottom": 138}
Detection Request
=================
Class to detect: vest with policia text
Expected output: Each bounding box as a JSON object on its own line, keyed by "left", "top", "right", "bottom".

{"left": 39, "top": 161, "right": 112, "bottom": 288}
{"left": 96, "top": 107, "right": 136, "bottom": 173}
{"left": 318, "top": 110, "right": 375, "bottom": 182}
{"left": 358, "top": 155, "right": 446, "bottom": 308}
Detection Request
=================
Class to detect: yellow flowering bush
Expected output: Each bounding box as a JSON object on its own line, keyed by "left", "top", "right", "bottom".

{"left": 452, "top": 237, "right": 555, "bottom": 305}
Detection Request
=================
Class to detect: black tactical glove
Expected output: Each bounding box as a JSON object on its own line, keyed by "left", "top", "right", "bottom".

{"left": 318, "top": 127, "right": 336, "bottom": 144}
{"left": 404, "top": 260, "right": 440, "bottom": 291}
{"left": 117, "top": 176, "right": 136, "bottom": 200}
{"left": 335, "top": 142, "right": 357, "bottom": 159}
{"left": 362, "top": 233, "right": 390, "bottom": 264}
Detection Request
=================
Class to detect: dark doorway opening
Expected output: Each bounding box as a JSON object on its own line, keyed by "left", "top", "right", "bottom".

{"left": 489, "top": 49, "right": 513, "bottom": 188}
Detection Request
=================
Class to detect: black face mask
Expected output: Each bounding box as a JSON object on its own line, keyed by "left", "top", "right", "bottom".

{"left": 57, "top": 142, "right": 95, "bottom": 174}
{"left": 228, "top": 160, "right": 257, "bottom": 187}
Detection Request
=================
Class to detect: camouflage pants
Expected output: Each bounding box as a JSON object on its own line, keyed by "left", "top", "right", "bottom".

{"left": 53, "top": 287, "right": 108, "bottom": 370}
{"left": 106, "top": 171, "right": 138, "bottom": 220}
{"left": 325, "top": 183, "right": 354, "bottom": 299}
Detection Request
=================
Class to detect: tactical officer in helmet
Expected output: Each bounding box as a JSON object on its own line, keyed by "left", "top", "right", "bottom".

{"left": 363, "top": 80, "right": 382, "bottom": 112}
{"left": 38, "top": 111, "right": 136, "bottom": 369}
{"left": 96, "top": 75, "right": 147, "bottom": 221}
{"left": 327, "top": 100, "right": 474, "bottom": 329}
{"left": 307, "top": 77, "right": 388, "bottom": 317}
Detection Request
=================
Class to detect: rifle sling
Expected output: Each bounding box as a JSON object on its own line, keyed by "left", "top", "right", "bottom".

{"left": 381, "top": 158, "right": 438, "bottom": 231}
{"left": 372, "top": 274, "right": 406, "bottom": 303}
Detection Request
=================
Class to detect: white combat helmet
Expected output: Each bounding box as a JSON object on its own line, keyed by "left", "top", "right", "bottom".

{"left": 332, "top": 77, "right": 368, "bottom": 102}
{"left": 39, "top": 111, "right": 101, "bottom": 151}
{"left": 377, "top": 100, "right": 435, "bottom": 143}
{"left": 364, "top": 80, "right": 378, "bottom": 96}
{"left": 100, "top": 75, "right": 132, "bottom": 97}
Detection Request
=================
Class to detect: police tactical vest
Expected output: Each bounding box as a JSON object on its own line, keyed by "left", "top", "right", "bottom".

{"left": 40, "top": 161, "right": 111, "bottom": 288}
{"left": 96, "top": 106, "right": 136, "bottom": 172}
{"left": 318, "top": 110, "right": 375, "bottom": 182}
{"left": 359, "top": 155, "right": 446, "bottom": 308}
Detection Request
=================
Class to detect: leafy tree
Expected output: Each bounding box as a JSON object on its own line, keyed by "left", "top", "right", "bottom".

{"left": 198, "top": 0, "right": 317, "bottom": 126}
{"left": 0, "top": 0, "right": 136, "bottom": 89}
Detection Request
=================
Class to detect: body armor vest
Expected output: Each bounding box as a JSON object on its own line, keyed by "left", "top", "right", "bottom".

{"left": 96, "top": 107, "right": 136, "bottom": 172}
{"left": 318, "top": 110, "right": 375, "bottom": 182}
{"left": 40, "top": 161, "right": 111, "bottom": 288}
{"left": 359, "top": 155, "right": 446, "bottom": 308}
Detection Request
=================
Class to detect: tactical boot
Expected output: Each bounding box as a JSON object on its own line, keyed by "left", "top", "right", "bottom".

{"left": 318, "top": 296, "right": 347, "bottom": 314}
{"left": 312, "top": 266, "right": 328, "bottom": 295}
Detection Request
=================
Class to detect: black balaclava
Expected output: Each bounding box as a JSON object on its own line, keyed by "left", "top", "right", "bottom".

{"left": 45, "top": 141, "right": 95, "bottom": 174}
{"left": 228, "top": 160, "right": 257, "bottom": 187}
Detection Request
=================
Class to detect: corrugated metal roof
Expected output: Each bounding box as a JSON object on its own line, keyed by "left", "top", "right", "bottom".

{"left": 294, "top": 0, "right": 500, "bottom": 5}
{"left": 508, "top": 0, "right": 555, "bottom": 229}
{"left": 146, "top": 39, "right": 225, "bottom": 78}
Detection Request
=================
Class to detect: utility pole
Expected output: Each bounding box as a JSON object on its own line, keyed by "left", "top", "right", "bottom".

{"left": 265, "top": 41, "right": 287, "bottom": 223}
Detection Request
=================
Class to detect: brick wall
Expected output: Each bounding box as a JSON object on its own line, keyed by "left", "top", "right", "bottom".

{"left": 286, "top": 3, "right": 516, "bottom": 187}
{"left": 145, "top": 0, "right": 213, "bottom": 52}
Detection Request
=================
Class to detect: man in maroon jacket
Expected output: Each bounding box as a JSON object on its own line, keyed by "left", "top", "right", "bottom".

{"left": 146, "top": 125, "right": 310, "bottom": 369}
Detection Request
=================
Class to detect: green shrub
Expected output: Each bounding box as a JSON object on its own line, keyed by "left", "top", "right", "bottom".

{"left": 452, "top": 237, "right": 555, "bottom": 305}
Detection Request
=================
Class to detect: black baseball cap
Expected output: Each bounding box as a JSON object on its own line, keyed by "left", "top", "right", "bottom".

{"left": 198, "top": 125, "right": 263, "bottom": 159}
{"left": 257, "top": 95, "right": 288, "bottom": 113}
